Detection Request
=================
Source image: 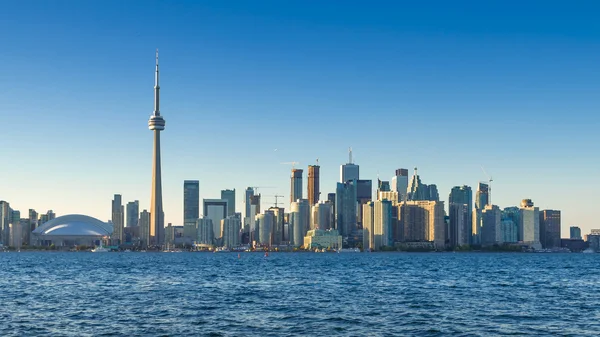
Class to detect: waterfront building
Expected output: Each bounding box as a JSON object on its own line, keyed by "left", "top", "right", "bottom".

{"left": 399, "top": 200, "right": 445, "bottom": 249}
{"left": 256, "top": 211, "right": 274, "bottom": 246}
{"left": 481, "top": 205, "right": 502, "bottom": 245}
{"left": 183, "top": 221, "right": 197, "bottom": 241}
{"left": 269, "top": 207, "right": 285, "bottom": 245}
{"left": 501, "top": 219, "right": 518, "bottom": 243}
{"left": 391, "top": 168, "right": 409, "bottom": 202}
{"left": 290, "top": 199, "right": 310, "bottom": 247}
{"left": 183, "top": 180, "right": 200, "bottom": 225}
{"left": 308, "top": 165, "right": 320, "bottom": 206}
{"left": 304, "top": 229, "right": 342, "bottom": 250}
{"left": 472, "top": 183, "right": 490, "bottom": 245}
{"left": 290, "top": 169, "right": 303, "bottom": 204}
{"left": 126, "top": 200, "right": 139, "bottom": 228}
{"left": 10, "top": 219, "right": 28, "bottom": 248}
{"left": 335, "top": 180, "right": 357, "bottom": 237}
{"left": 221, "top": 215, "right": 241, "bottom": 248}
{"left": 197, "top": 217, "right": 214, "bottom": 246}
{"left": 139, "top": 210, "right": 150, "bottom": 247}
{"left": 203, "top": 199, "right": 228, "bottom": 240}
{"left": 0, "top": 201, "right": 10, "bottom": 246}
{"left": 362, "top": 200, "right": 393, "bottom": 251}
{"left": 244, "top": 187, "right": 254, "bottom": 222}
{"left": 448, "top": 203, "right": 470, "bottom": 247}
{"left": 111, "top": 194, "right": 124, "bottom": 245}
{"left": 148, "top": 50, "right": 166, "bottom": 246}
{"left": 311, "top": 201, "right": 333, "bottom": 230}
{"left": 221, "top": 189, "right": 236, "bottom": 217}
{"left": 519, "top": 199, "right": 540, "bottom": 248}
{"left": 570, "top": 226, "right": 582, "bottom": 240}
{"left": 539, "top": 210, "right": 561, "bottom": 249}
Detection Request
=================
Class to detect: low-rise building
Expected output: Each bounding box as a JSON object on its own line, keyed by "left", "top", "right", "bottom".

{"left": 304, "top": 229, "right": 342, "bottom": 250}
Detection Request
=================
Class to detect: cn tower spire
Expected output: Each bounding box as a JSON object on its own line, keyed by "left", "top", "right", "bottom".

{"left": 153, "top": 49, "right": 160, "bottom": 117}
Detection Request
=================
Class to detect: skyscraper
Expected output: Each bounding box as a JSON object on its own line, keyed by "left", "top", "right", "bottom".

{"left": 126, "top": 200, "right": 139, "bottom": 227}
{"left": 139, "top": 210, "right": 150, "bottom": 247}
{"left": 290, "top": 199, "right": 310, "bottom": 247}
{"left": 203, "top": 199, "right": 228, "bottom": 240}
{"left": 540, "top": 209, "right": 561, "bottom": 249}
{"left": 221, "top": 189, "right": 236, "bottom": 216}
{"left": 0, "top": 201, "right": 11, "bottom": 246}
{"left": 340, "top": 148, "right": 359, "bottom": 182}
{"left": 362, "top": 200, "right": 393, "bottom": 251}
{"left": 148, "top": 50, "right": 166, "bottom": 246}
{"left": 221, "top": 215, "right": 241, "bottom": 248}
{"left": 311, "top": 201, "right": 333, "bottom": 230}
{"left": 481, "top": 204, "right": 502, "bottom": 245}
{"left": 183, "top": 180, "right": 200, "bottom": 225}
{"left": 111, "top": 194, "right": 124, "bottom": 245}
{"left": 307, "top": 165, "right": 320, "bottom": 205}
{"left": 391, "top": 168, "right": 409, "bottom": 202}
{"left": 335, "top": 180, "right": 357, "bottom": 238}
{"left": 519, "top": 199, "right": 540, "bottom": 248}
{"left": 570, "top": 226, "right": 582, "bottom": 240}
{"left": 290, "top": 169, "right": 303, "bottom": 204}
{"left": 449, "top": 185, "right": 473, "bottom": 246}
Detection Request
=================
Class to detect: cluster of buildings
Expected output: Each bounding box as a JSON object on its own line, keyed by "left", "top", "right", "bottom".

{"left": 0, "top": 52, "right": 590, "bottom": 253}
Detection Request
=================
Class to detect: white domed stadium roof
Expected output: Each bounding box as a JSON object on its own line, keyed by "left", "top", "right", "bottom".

{"left": 33, "top": 214, "right": 113, "bottom": 237}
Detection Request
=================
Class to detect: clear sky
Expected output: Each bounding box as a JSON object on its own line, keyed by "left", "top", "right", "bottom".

{"left": 1, "top": 1, "right": 599, "bottom": 237}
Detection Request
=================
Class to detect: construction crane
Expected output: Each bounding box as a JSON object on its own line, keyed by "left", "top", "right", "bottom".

{"left": 281, "top": 161, "right": 300, "bottom": 170}
{"left": 480, "top": 166, "right": 493, "bottom": 204}
{"left": 272, "top": 195, "right": 285, "bottom": 208}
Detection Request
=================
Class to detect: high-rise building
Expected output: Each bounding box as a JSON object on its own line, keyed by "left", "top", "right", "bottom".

{"left": 519, "top": 199, "right": 540, "bottom": 248}
{"left": 448, "top": 203, "right": 470, "bottom": 248}
{"left": 472, "top": 183, "right": 490, "bottom": 244}
{"left": 269, "top": 207, "right": 284, "bottom": 245}
{"left": 0, "top": 201, "right": 11, "bottom": 246}
{"left": 221, "top": 215, "right": 241, "bottom": 248}
{"left": 475, "top": 183, "right": 490, "bottom": 209}
{"left": 399, "top": 200, "right": 445, "bottom": 249}
{"left": 481, "top": 205, "right": 502, "bottom": 245}
{"left": 570, "top": 226, "right": 582, "bottom": 240}
{"left": 378, "top": 191, "right": 399, "bottom": 204}
{"left": 256, "top": 211, "right": 274, "bottom": 246}
{"left": 311, "top": 201, "right": 333, "bottom": 230}
{"left": 407, "top": 168, "right": 425, "bottom": 201}
{"left": 139, "top": 210, "right": 151, "bottom": 247}
{"left": 362, "top": 200, "right": 393, "bottom": 251}
{"left": 378, "top": 179, "right": 391, "bottom": 193}
{"left": 356, "top": 179, "right": 372, "bottom": 229}
{"left": 221, "top": 189, "right": 236, "bottom": 217}
{"left": 28, "top": 209, "right": 38, "bottom": 245}
{"left": 501, "top": 219, "right": 518, "bottom": 243}
{"left": 540, "top": 210, "right": 561, "bottom": 249}
{"left": 111, "top": 194, "right": 124, "bottom": 245}
{"left": 244, "top": 187, "right": 254, "bottom": 221}
{"left": 126, "top": 200, "right": 139, "bottom": 228}
{"left": 203, "top": 199, "right": 228, "bottom": 240}
{"left": 250, "top": 195, "right": 261, "bottom": 215}
{"left": 290, "top": 169, "right": 303, "bottom": 205}
{"left": 290, "top": 199, "right": 310, "bottom": 247}
{"left": 391, "top": 168, "right": 409, "bottom": 202}
{"left": 340, "top": 148, "right": 359, "bottom": 182}
{"left": 183, "top": 180, "right": 200, "bottom": 226}
{"left": 335, "top": 180, "right": 357, "bottom": 237}
{"left": 307, "top": 165, "right": 320, "bottom": 206}
{"left": 148, "top": 50, "right": 166, "bottom": 246}
{"left": 197, "top": 217, "right": 214, "bottom": 246}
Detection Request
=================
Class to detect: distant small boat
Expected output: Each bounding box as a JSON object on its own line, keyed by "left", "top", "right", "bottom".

{"left": 91, "top": 243, "right": 109, "bottom": 253}
{"left": 214, "top": 247, "right": 231, "bottom": 253}
{"left": 337, "top": 248, "right": 361, "bottom": 253}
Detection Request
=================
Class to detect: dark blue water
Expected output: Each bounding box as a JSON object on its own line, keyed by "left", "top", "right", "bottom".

{"left": 1, "top": 252, "right": 599, "bottom": 336}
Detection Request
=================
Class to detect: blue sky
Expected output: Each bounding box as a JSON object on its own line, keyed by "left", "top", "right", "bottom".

{"left": 1, "top": 1, "right": 599, "bottom": 237}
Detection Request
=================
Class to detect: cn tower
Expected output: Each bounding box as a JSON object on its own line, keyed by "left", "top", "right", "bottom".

{"left": 148, "top": 50, "right": 165, "bottom": 246}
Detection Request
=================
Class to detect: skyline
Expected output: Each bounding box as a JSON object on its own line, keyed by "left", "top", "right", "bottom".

{"left": 1, "top": 1, "right": 600, "bottom": 237}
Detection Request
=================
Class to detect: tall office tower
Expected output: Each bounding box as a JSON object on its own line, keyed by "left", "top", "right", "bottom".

{"left": 448, "top": 203, "right": 469, "bottom": 248}
{"left": 250, "top": 195, "right": 261, "bottom": 215}
{"left": 335, "top": 180, "right": 357, "bottom": 237}
{"left": 399, "top": 201, "right": 446, "bottom": 249}
{"left": 221, "top": 189, "right": 236, "bottom": 216}
{"left": 28, "top": 209, "right": 38, "bottom": 244}
{"left": 244, "top": 187, "right": 254, "bottom": 220}
{"left": 378, "top": 179, "right": 391, "bottom": 193}
{"left": 203, "top": 199, "right": 228, "bottom": 240}
{"left": 570, "top": 226, "right": 582, "bottom": 240}
{"left": 308, "top": 165, "right": 320, "bottom": 205}
{"left": 472, "top": 182, "right": 490, "bottom": 245}
{"left": 111, "top": 194, "right": 124, "bottom": 245}
{"left": 126, "top": 200, "right": 139, "bottom": 227}
{"left": 449, "top": 185, "right": 473, "bottom": 245}
{"left": 148, "top": 50, "right": 166, "bottom": 246}
{"left": 327, "top": 193, "right": 336, "bottom": 204}
{"left": 311, "top": 201, "right": 333, "bottom": 230}
{"left": 378, "top": 191, "right": 399, "bottom": 204}
{"left": 290, "top": 169, "right": 303, "bottom": 204}
{"left": 221, "top": 215, "right": 241, "bottom": 248}
{"left": 139, "top": 210, "right": 151, "bottom": 247}
{"left": 501, "top": 218, "right": 518, "bottom": 243}
{"left": 356, "top": 179, "right": 373, "bottom": 229}
{"left": 0, "top": 201, "right": 11, "bottom": 246}
{"left": 197, "top": 217, "right": 214, "bottom": 245}
{"left": 391, "top": 168, "right": 409, "bottom": 202}
{"left": 269, "top": 207, "right": 284, "bottom": 245}
{"left": 475, "top": 183, "right": 490, "bottom": 209}
{"left": 427, "top": 184, "right": 440, "bottom": 201}
{"left": 290, "top": 199, "right": 310, "bottom": 247}
{"left": 340, "top": 148, "right": 359, "bottom": 182}
{"left": 183, "top": 180, "right": 200, "bottom": 225}
{"left": 519, "top": 199, "right": 540, "bottom": 247}
{"left": 540, "top": 210, "right": 561, "bottom": 248}
{"left": 407, "top": 168, "right": 425, "bottom": 201}
{"left": 257, "top": 211, "right": 274, "bottom": 246}
{"left": 362, "top": 200, "right": 393, "bottom": 251}
{"left": 481, "top": 205, "right": 502, "bottom": 245}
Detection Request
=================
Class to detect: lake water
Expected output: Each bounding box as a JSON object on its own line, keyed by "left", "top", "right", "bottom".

{"left": 0, "top": 252, "right": 599, "bottom": 336}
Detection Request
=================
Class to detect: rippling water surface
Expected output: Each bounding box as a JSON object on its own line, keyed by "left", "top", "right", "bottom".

{"left": 1, "top": 252, "right": 599, "bottom": 336}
